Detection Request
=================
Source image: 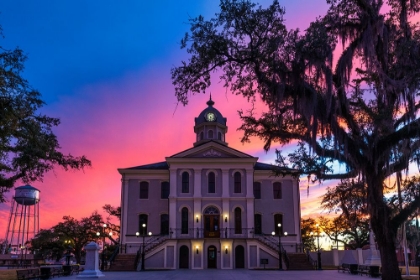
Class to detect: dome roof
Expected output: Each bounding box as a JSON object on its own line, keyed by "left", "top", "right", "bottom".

{"left": 15, "top": 184, "right": 40, "bottom": 191}
{"left": 195, "top": 97, "right": 226, "bottom": 126}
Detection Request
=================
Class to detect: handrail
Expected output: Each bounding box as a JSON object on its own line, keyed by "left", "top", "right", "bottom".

{"left": 134, "top": 249, "right": 140, "bottom": 270}
{"left": 306, "top": 250, "right": 317, "bottom": 269}
{"left": 108, "top": 244, "right": 120, "bottom": 264}
{"left": 281, "top": 246, "right": 289, "bottom": 269}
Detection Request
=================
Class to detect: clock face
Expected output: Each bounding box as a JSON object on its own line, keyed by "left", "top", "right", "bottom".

{"left": 206, "top": 112, "right": 216, "bottom": 122}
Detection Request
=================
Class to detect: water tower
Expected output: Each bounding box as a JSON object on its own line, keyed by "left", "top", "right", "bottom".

{"left": 3, "top": 185, "right": 40, "bottom": 254}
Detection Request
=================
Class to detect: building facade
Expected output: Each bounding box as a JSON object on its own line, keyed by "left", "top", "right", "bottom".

{"left": 118, "top": 98, "right": 302, "bottom": 270}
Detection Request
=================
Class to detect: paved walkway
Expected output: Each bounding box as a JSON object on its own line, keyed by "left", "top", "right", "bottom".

{"left": 69, "top": 270, "right": 382, "bottom": 280}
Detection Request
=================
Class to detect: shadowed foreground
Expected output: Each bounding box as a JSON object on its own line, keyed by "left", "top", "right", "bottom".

{"left": 1, "top": 267, "right": 418, "bottom": 280}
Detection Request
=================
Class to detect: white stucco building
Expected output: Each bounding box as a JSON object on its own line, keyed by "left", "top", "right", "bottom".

{"left": 116, "top": 98, "right": 304, "bottom": 270}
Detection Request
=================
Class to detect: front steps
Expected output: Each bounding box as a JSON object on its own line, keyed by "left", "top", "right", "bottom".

{"left": 286, "top": 253, "right": 315, "bottom": 270}
{"left": 109, "top": 254, "right": 137, "bottom": 271}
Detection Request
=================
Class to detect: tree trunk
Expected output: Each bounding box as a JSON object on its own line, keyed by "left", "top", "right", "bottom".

{"left": 368, "top": 176, "right": 401, "bottom": 280}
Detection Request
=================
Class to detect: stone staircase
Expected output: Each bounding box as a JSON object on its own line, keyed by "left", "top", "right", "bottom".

{"left": 109, "top": 254, "right": 137, "bottom": 271}
{"left": 286, "top": 253, "right": 315, "bottom": 270}
{"left": 109, "top": 235, "right": 170, "bottom": 271}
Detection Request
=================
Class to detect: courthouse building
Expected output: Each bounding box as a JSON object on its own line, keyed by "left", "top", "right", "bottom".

{"left": 117, "top": 98, "right": 303, "bottom": 270}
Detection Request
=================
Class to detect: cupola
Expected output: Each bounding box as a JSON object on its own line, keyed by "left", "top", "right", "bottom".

{"left": 194, "top": 96, "right": 228, "bottom": 146}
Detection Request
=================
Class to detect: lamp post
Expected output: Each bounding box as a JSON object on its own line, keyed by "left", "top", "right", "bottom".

{"left": 20, "top": 244, "right": 25, "bottom": 268}
{"left": 96, "top": 223, "right": 107, "bottom": 271}
{"left": 272, "top": 223, "right": 288, "bottom": 270}
{"left": 64, "top": 240, "right": 72, "bottom": 266}
{"left": 136, "top": 223, "right": 152, "bottom": 271}
{"left": 311, "top": 224, "right": 323, "bottom": 270}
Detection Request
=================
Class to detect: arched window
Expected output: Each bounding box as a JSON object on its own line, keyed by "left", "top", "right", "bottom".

{"left": 254, "top": 214, "right": 262, "bottom": 234}
{"left": 208, "top": 130, "right": 214, "bottom": 139}
{"left": 161, "top": 181, "right": 170, "bottom": 199}
{"left": 234, "top": 207, "right": 242, "bottom": 234}
{"left": 274, "top": 214, "right": 283, "bottom": 235}
{"left": 218, "top": 132, "right": 222, "bottom": 140}
{"left": 140, "top": 181, "right": 149, "bottom": 199}
{"left": 160, "top": 214, "right": 169, "bottom": 235}
{"left": 138, "top": 214, "right": 148, "bottom": 234}
{"left": 181, "top": 207, "right": 189, "bottom": 234}
{"left": 234, "top": 172, "right": 241, "bottom": 193}
{"left": 273, "top": 182, "right": 282, "bottom": 199}
{"left": 208, "top": 172, "right": 215, "bottom": 193}
{"left": 253, "top": 182, "right": 261, "bottom": 199}
{"left": 200, "top": 131, "right": 204, "bottom": 140}
{"left": 182, "top": 172, "right": 189, "bottom": 193}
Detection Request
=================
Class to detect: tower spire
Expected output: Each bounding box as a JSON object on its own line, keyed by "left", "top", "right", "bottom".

{"left": 206, "top": 93, "right": 214, "bottom": 107}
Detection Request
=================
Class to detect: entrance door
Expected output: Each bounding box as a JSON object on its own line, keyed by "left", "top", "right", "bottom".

{"left": 207, "top": 246, "right": 217, "bottom": 268}
{"left": 204, "top": 215, "right": 220, "bottom": 238}
{"left": 235, "top": 245, "right": 245, "bottom": 268}
{"left": 179, "top": 245, "right": 189, "bottom": 269}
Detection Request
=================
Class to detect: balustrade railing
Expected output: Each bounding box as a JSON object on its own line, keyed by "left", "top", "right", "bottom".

{"left": 169, "top": 227, "right": 255, "bottom": 239}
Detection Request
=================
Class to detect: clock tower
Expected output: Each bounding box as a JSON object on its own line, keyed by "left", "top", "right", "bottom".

{"left": 193, "top": 96, "right": 228, "bottom": 146}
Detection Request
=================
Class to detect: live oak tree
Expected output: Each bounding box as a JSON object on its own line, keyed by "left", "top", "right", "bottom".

{"left": 0, "top": 28, "right": 91, "bottom": 202}
{"left": 320, "top": 180, "right": 370, "bottom": 249}
{"left": 31, "top": 212, "right": 106, "bottom": 264}
{"left": 301, "top": 218, "right": 317, "bottom": 252}
{"left": 102, "top": 204, "right": 121, "bottom": 244}
{"left": 171, "top": 1, "right": 420, "bottom": 279}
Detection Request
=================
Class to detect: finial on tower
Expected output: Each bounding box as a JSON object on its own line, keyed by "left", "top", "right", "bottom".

{"left": 206, "top": 93, "right": 215, "bottom": 107}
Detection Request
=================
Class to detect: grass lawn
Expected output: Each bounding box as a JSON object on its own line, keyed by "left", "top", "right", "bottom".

{"left": 401, "top": 266, "right": 419, "bottom": 280}
{"left": 0, "top": 269, "right": 16, "bottom": 280}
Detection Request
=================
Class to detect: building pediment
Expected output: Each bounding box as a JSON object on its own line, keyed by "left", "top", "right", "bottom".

{"left": 169, "top": 141, "right": 254, "bottom": 159}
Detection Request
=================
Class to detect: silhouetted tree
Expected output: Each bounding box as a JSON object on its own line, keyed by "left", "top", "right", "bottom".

{"left": 171, "top": 1, "right": 420, "bottom": 278}
{"left": 102, "top": 204, "right": 121, "bottom": 244}
{"left": 30, "top": 229, "right": 65, "bottom": 262}
{"left": 31, "top": 212, "right": 106, "bottom": 264}
{"left": 320, "top": 180, "right": 369, "bottom": 249}
{"left": 0, "top": 26, "right": 91, "bottom": 202}
{"left": 301, "top": 218, "right": 317, "bottom": 252}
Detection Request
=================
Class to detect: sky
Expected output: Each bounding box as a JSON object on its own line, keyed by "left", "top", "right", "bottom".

{"left": 0, "top": 0, "right": 335, "bottom": 239}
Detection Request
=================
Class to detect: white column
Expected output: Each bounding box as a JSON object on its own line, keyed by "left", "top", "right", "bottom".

{"left": 222, "top": 169, "right": 229, "bottom": 198}
{"left": 169, "top": 168, "right": 177, "bottom": 238}
{"left": 246, "top": 169, "right": 253, "bottom": 198}
{"left": 169, "top": 168, "right": 177, "bottom": 198}
{"left": 222, "top": 199, "right": 229, "bottom": 238}
{"left": 292, "top": 178, "right": 301, "bottom": 241}
{"left": 121, "top": 178, "right": 129, "bottom": 245}
{"left": 246, "top": 198, "right": 254, "bottom": 238}
{"left": 246, "top": 169, "right": 254, "bottom": 238}
{"left": 193, "top": 169, "right": 201, "bottom": 197}
{"left": 194, "top": 198, "right": 202, "bottom": 238}
{"left": 169, "top": 198, "right": 177, "bottom": 238}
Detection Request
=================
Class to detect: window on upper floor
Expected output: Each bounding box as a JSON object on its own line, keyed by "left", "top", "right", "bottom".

{"left": 161, "top": 181, "right": 170, "bottom": 199}
{"left": 253, "top": 182, "right": 261, "bottom": 199}
{"left": 234, "top": 172, "right": 241, "bottom": 193}
{"left": 218, "top": 132, "right": 222, "bottom": 140}
{"left": 200, "top": 131, "right": 204, "bottom": 140}
{"left": 254, "top": 214, "right": 262, "bottom": 234}
{"left": 208, "top": 130, "right": 214, "bottom": 139}
{"left": 273, "top": 182, "right": 282, "bottom": 199}
{"left": 234, "top": 207, "right": 242, "bottom": 234}
{"left": 181, "top": 207, "right": 189, "bottom": 234}
{"left": 160, "top": 214, "right": 169, "bottom": 235}
{"left": 208, "top": 172, "right": 215, "bottom": 193}
{"left": 274, "top": 213, "right": 283, "bottom": 235}
{"left": 182, "top": 172, "right": 189, "bottom": 193}
{"left": 139, "top": 181, "right": 149, "bottom": 199}
{"left": 138, "top": 214, "right": 148, "bottom": 235}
